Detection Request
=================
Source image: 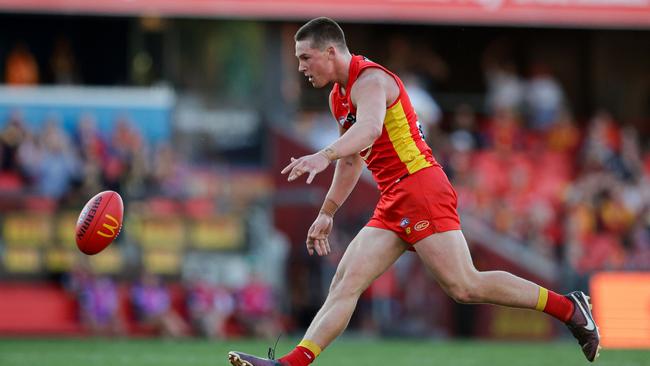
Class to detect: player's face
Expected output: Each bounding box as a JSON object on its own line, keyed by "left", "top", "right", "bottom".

{"left": 295, "top": 40, "right": 334, "bottom": 88}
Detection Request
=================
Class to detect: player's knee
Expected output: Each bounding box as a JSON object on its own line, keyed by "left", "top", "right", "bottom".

{"left": 448, "top": 286, "right": 472, "bottom": 304}
{"left": 446, "top": 282, "right": 481, "bottom": 304}
{"left": 329, "top": 270, "right": 365, "bottom": 299}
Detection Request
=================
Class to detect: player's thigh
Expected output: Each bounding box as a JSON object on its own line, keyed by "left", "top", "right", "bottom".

{"left": 413, "top": 230, "right": 478, "bottom": 289}
{"left": 331, "top": 226, "right": 407, "bottom": 293}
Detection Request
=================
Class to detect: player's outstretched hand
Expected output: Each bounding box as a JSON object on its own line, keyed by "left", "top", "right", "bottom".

{"left": 306, "top": 213, "right": 333, "bottom": 256}
{"left": 281, "top": 153, "right": 330, "bottom": 184}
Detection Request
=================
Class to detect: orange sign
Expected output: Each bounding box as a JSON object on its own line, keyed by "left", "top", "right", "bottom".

{"left": 590, "top": 272, "right": 650, "bottom": 349}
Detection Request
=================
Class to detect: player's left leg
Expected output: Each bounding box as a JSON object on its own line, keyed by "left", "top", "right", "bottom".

{"left": 414, "top": 229, "right": 600, "bottom": 362}
{"left": 415, "top": 230, "right": 541, "bottom": 308}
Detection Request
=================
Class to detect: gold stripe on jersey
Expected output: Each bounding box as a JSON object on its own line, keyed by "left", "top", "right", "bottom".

{"left": 384, "top": 100, "right": 432, "bottom": 174}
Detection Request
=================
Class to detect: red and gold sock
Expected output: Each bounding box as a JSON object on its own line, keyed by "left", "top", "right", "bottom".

{"left": 536, "top": 287, "right": 574, "bottom": 322}
{"left": 278, "top": 340, "right": 321, "bottom": 366}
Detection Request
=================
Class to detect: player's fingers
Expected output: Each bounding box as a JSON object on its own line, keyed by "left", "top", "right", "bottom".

{"left": 314, "top": 239, "right": 324, "bottom": 256}
{"left": 305, "top": 238, "right": 314, "bottom": 256}
{"left": 325, "top": 238, "right": 331, "bottom": 255}
{"left": 318, "top": 238, "right": 329, "bottom": 256}
{"left": 306, "top": 170, "right": 317, "bottom": 184}
{"left": 281, "top": 157, "right": 300, "bottom": 174}
{"left": 288, "top": 166, "right": 306, "bottom": 182}
{"left": 309, "top": 239, "right": 317, "bottom": 256}
{"left": 315, "top": 235, "right": 329, "bottom": 255}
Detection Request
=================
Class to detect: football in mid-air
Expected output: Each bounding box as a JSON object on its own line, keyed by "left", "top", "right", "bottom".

{"left": 75, "top": 190, "right": 124, "bottom": 255}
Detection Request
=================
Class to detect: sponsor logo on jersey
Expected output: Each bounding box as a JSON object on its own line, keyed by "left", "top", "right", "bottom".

{"left": 400, "top": 218, "right": 410, "bottom": 227}
{"left": 338, "top": 113, "right": 356, "bottom": 128}
{"left": 414, "top": 220, "right": 430, "bottom": 231}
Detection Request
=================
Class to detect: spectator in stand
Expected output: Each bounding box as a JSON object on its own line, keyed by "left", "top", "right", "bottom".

{"left": 130, "top": 272, "right": 189, "bottom": 338}
{"left": 186, "top": 279, "right": 236, "bottom": 339}
{"left": 0, "top": 111, "right": 28, "bottom": 173}
{"left": 294, "top": 111, "right": 339, "bottom": 151}
{"left": 524, "top": 63, "right": 565, "bottom": 131}
{"left": 67, "top": 261, "right": 125, "bottom": 336}
{"left": 402, "top": 73, "right": 442, "bottom": 149}
{"left": 22, "top": 117, "right": 81, "bottom": 199}
{"left": 75, "top": 113, "right": 108, "bottom": 198}
{"left": 483, "top": 61, "right": 524, "bottom": 116}
{"left": 151, "top": 142, "right": 187, "bottom": 197}
{"left": 49, "top": 35, "right": 80, "bottom": 84}
{"left": 619, "top": 125, "right": 645, "bottom": 182}
{"left": 76, "top": 113, "right": 107, "bottom": 161}
{"left": 4, "top": 42, "right": 39, "bottom": 85}
{"left": 451, "top": 104, "right": 482, "bottom": 149}
{"left": 545, "top": 110, "right": 581, "bottom": 155}
{"left": 235, "top": 273, "right": 281, "bottom": 338}
{"left": 627, "top": 206, "right": 650, "bottom": 269}
{"left": 482, "top": 107, "right": 525, "bottom": 152}
{"left": 107, "top": 116, "right": 150, "bottom": 196}
{"left": 581, "top": 110, "right": 621, "bottom": 174}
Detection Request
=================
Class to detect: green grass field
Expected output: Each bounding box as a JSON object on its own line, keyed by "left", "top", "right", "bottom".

{"left": 0, "top": 338, "right": 648, "bottom": 366}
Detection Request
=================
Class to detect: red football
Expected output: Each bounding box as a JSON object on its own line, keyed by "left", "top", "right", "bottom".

{"left": 75, "top": 190, "right": 124, "bottom": 255}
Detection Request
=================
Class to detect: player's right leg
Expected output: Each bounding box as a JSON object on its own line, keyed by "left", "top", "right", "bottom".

{"left": 228, "top": 226, "right": 408, "bottom": 366}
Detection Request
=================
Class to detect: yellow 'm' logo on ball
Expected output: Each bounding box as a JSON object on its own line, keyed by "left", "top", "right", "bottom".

{"left": 97, "top": 214, "right": 120, "bottom": 238}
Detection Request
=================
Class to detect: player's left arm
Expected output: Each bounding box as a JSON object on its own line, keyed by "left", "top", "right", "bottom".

{"left": 282, "top": 69, "right": 389, "bottom": 183}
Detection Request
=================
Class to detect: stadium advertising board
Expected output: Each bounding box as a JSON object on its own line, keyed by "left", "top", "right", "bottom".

{"left": 0, "top": 0, "right": 649, "bottom": 28}
{"left": 590, "top": 272, "right": 650, "bottom": 349}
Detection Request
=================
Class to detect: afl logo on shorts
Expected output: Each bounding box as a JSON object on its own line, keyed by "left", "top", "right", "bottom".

{"left": 414, "top": 220, "right": 430, "bottom": 231}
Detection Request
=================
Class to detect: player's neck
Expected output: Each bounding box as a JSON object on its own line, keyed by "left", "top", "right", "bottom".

{"left": 336, "top": 51, "right": 353, "bottom": 89}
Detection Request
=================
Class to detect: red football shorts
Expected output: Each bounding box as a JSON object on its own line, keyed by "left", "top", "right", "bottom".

{"left": 366, "top": 166, "right": 461, "bottom": 246}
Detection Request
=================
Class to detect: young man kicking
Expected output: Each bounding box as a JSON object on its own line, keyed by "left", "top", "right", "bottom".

{"left": 229, "top": 17, "right": 600, "bottom": 366}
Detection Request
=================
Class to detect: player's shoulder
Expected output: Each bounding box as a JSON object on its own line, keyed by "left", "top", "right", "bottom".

{"left": 354, "top": 68, "right": 392, "bottom": 91}
{"left": 353, "top": 67, "right": 399, "bottom": 102}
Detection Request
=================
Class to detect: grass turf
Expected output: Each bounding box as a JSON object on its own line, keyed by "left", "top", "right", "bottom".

{"left": 0, "top": 338, "right": 648, "bottom": 366}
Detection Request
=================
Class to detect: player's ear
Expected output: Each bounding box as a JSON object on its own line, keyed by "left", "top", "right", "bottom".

{"left": 326, "top": 45, "right": 336, "bottom": 59}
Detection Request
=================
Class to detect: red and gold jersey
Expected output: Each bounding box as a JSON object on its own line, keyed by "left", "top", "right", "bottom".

{"left": 330, "top": 55, "right": 439, "bottom": 192}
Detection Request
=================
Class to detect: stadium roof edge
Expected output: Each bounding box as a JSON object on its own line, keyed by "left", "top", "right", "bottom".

{"left": 0, "top": 0, "right": 649, "bottom": 29}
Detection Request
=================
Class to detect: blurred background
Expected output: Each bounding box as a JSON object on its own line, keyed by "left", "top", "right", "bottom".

{"left": 0, "top": 0, "right": 648, "bottom": 354}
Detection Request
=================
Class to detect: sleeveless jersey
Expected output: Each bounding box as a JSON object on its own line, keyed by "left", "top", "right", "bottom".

{"left": 330, "top": 55, "right": 438, "bottom": 192}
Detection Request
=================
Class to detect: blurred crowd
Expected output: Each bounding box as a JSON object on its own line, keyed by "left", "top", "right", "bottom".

{"left": 65, "top": 261, "right": 283, "bottom": 338}
{"left": 4, "top": 37, "right": 79, "bottom": 86}
{"left": 441, "top": 63, "right": 650, "bottom": 275}
{"left": 0, "top": 109, "right": 281, "bottom": 339}
{"left": 0, "top": 110, "right": 188, "bottom": 207}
